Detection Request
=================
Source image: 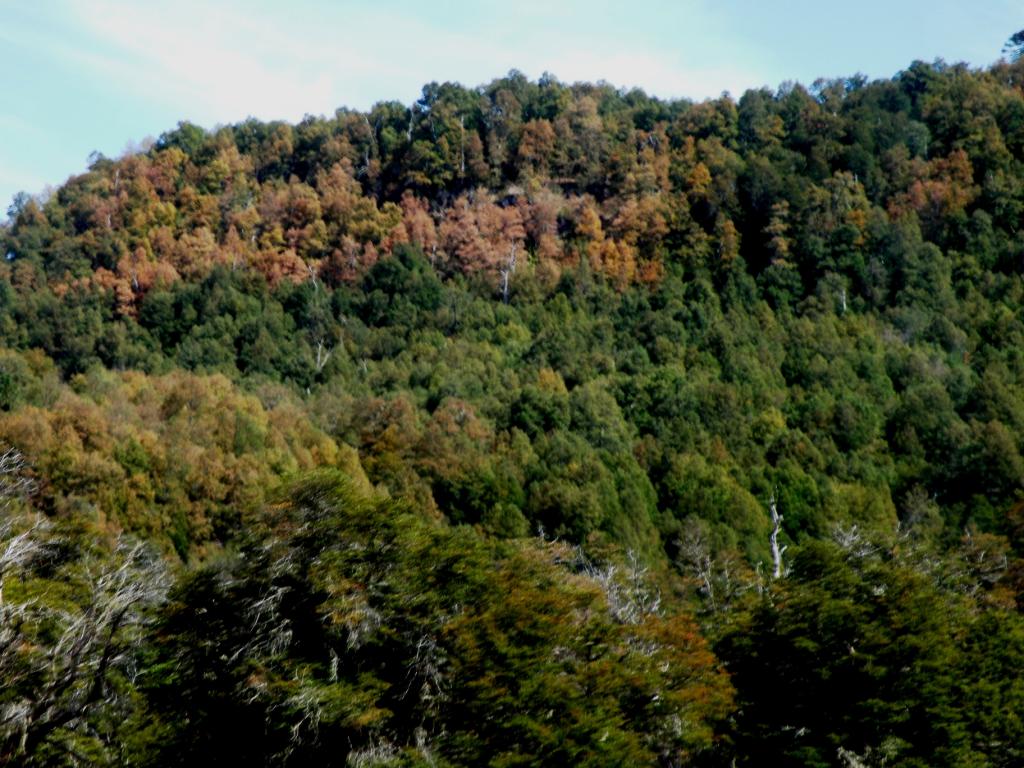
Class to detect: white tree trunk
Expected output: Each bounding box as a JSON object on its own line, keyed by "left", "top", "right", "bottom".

{"left": 769, "top": 494, "right": 787, "bottom": 579}
{"left": 499, "top": 244, "right": 518, "bottom": 304}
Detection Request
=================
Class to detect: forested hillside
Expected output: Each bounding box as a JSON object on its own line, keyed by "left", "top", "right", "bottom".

{"left": 2, "top": 56, "right": 1024, "bottom": 766}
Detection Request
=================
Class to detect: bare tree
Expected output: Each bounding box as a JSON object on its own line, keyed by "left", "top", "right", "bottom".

{"left": 832, "top": 524, "right": 878, "bottom": 560}
{"left": 0, "top": 522, "right": 168, "bottom": 765}
{"left": 0, "top": 449, "right": 36, "bottom": 507}
{"left": 314, "top": 337, "right": 333, "bottom": 372}
{"left": 570, "top": 547, "right": 661, "bottom": 625}
{"left": 498, "top": 243, "right": 518, "bottom": 304}
{"left": 769, "top": 493, "right": 787, "bottom": 579}
{"left": 676, "top": 518, "right": 757, "bottom": 613}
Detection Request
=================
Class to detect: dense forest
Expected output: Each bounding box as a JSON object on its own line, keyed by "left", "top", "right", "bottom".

{"left": 2, "top": 52, "right": 1024, "bottom": 766}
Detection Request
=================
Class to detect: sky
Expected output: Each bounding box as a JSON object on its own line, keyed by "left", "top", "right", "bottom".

{"left": 1, "top": 0, "right": 1020, "bottom": 216}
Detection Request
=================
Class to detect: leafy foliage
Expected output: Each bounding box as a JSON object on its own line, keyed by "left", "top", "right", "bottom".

{"left": 138, "top": 473, "right": 731, "bottom": 767}
{"left": 2, "top": 55, "right": 1024, "bottom": 764}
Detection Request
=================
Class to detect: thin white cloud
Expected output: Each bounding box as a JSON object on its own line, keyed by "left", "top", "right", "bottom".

{"left": 53, "top": 0, "right": 765, "bottom": 125}
{"left": 539, "top": 49, "right": 765, "bottom": 100}
{"left": 64, "top": 0, "right": 345, "bottom": 122}
{"left": 0, "top": 162, "right": 47, "bottom": 199}
{"left": 0, "top": 0, "right": 774, "bottom": 213}
{"left": 0, "top": 115, "right": 33, "bottom": 134}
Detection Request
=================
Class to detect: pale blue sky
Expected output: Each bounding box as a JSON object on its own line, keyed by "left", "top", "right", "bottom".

{"left": 1, "top": 0, "right": 1019, "bottom": 216}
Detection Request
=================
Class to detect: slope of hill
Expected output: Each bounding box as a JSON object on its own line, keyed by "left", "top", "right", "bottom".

{"left": 2, "top": 60, "right": 1024, "bottom": 766}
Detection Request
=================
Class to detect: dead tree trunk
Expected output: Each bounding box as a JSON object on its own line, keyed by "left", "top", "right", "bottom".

{"left": 499, "top": 244, "right": 518, "bottom": 304}
{"left": 314, "top": 338, "right": 333, "bottom": 372}
{"left": 769, "top": 493, "right": 787, "bottom": 579}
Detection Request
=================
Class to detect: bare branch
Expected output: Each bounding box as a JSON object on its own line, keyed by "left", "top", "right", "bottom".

{"left": 0, "top": 528, "right": 168, "bottom": 764}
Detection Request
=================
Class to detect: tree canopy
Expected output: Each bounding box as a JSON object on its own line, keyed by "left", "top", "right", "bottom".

{"left": 3, "top": 55, "right": 1024, "bottom": 765}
